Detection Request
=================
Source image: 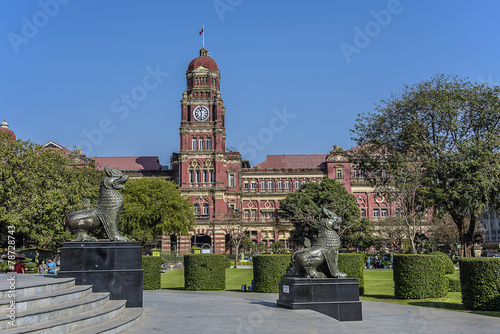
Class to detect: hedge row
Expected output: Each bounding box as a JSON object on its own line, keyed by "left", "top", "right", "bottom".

{"left": 447, "top": 277, "right": 461, "bottom": 292}
{"left": 460, "top": 257, "right": 500, "bottom": 310}
{"left": 338, "top": 253, "right": 365, "bottom": 295}
{"left": 142, "top": 256, "right": 162, "bottom": 290}
{"left": 252, "top": 254, "right": 290, "bottom": 293}
{"left": 393, "top": 254, "right": 448, "bottom": 299}
{"left": 184, "top": 254, "right": 226, "bottom": 291}
{"left": 429, "top": 251, "right": 455, "bottom": 274}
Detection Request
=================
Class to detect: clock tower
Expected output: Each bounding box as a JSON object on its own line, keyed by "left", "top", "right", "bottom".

{"left": 171, "top": 48, "right": 242, "bottom": 254}
{"left": 178, "top": 47, "right": 226, "bottom": 153}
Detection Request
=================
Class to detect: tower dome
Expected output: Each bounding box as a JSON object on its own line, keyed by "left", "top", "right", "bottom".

{"left": 187, "top": 48, "right": 219, "bottom": 72}
{"left": 0, "top": 119, "right": 15, "bottom": 140}
{"left": 185, "top": 48, "right": 221, "bottom": 97}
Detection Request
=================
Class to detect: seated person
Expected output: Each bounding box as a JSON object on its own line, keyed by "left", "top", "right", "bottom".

{"left": 13, "top": 258, "right": 26, "bottom": 273}
{"left": 38, "top": 260, "right": 47, "bottom": 274}
{"left": 47, "top": 258, "right": 56, "bottom": 274}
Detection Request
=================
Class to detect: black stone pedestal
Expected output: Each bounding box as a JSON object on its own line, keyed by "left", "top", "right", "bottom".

{"left": 277, "top": 276, "right": 362, "bottom": 321}
{"left": 58, "top": 242, "right": 143, "bottom": 307}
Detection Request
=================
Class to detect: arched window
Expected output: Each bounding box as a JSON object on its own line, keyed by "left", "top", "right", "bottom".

{"left": 194, "top": 203, "right": 200, "bottom": 215}
{"left": 192, "top": 138, "right": 197, "bottom": 150}
{"left": 203, "top": 203, "right": 209, "bottom": 216}
{"left": 199, "top": 138, "right": 204, "bottom": 150}
{"left": 206, "top": 138, "right": 212, "bottom": 150}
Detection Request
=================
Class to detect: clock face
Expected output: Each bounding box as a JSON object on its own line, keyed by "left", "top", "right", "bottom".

{"left": 193, "top": 105, "right": 210, "bottom": 121}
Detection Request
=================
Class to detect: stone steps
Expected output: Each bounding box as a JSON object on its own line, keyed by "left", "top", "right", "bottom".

{"left": 0, "top": 274, "right": 142, "bottom": 333}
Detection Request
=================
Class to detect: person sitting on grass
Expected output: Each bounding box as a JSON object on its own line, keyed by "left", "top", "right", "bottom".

{"left": 47, "top": 258, "right": 56, "bottom": 274}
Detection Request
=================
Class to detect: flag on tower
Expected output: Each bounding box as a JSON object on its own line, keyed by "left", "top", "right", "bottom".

{"left": 199, "top": 25, "right": 205, "bottom": 48}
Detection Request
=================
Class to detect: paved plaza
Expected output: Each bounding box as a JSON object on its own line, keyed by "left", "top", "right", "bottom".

{"left": 124, "top": 290, "right": 500, "bottom": 334}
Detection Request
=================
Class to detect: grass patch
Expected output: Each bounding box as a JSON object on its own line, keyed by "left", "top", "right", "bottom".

{"left": 161, "top": 268, "right": 253, "bottom": 291}
{"left": 361, "top": 269, "right": 500, "bottom": 318}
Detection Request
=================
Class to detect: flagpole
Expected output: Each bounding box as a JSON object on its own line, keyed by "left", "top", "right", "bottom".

{"left": 202, "top": 25, "right": 205, "bottom": 48}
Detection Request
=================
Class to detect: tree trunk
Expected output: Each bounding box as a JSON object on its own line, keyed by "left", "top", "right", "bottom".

{"left": 465, "top": 215, "right": 477, "bottom": 257}
{"left": 409, "top": 236, "right": 417, "bottom": 254}
{"left": 457, "top": 228, "right": 465, "bottom": 258}
{"left": 234, "top": 247, "right": 239, "bottom": 269}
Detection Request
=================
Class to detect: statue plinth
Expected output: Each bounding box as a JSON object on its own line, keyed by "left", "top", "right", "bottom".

{"left": 58, "top": 242, "right": 143, "bottom": 308}
{"left": 277, "top": 276, "right": 362, "bottom": 321}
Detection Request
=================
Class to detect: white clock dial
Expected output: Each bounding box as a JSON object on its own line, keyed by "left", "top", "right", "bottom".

{"left": 193, "top": 105, "right": 210, "bottom": 121}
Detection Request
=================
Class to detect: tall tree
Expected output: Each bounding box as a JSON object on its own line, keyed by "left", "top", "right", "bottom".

{"left": 352, "top": 74, "right": 500, "bottom": 257}
{"left": 120, "top": 178, "right": 194, "bottom": 244}
{"left": 0, "top": 135, "right": 102, "bottom": 249}
{"left": 376, "top": 216, "right": 409, "bottom": 252}
{"left": 352, "top": 149, "right": 430, "bottom": 254}
{"left": 220, "top": 207, "right": 253, "bottom": 268}
{"left": 342, "top": 218, "right": 375, "bottom": 252}
{"left": 279, "top": 179, "right": 360, "bottom": 246}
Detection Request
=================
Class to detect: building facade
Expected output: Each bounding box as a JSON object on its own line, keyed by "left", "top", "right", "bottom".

{"left": 163, "top": 48, "right": 391, "bottom": 254}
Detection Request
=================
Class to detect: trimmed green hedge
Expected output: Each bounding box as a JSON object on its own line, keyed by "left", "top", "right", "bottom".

{"left": 253, "top": 254, "right": 290, "bottom": 293}
{"left": 338, "top": 253, "right": 365, "bottom": 295}
{"left": 460, "top": 257, "right": 500, "bottom": 310}
{"left": 447, "top": 276, "right": 461, "bottom": 292}
{"left": 142, "top": 256, "right": 162, "bottom": 290}
{"left": 393, "top": 254, "right": 448, "bottom": 299}
{"left": 184, "top": 254, "right": 226, "bottom": 291}
{"left": 430, "top": 251, "right": 455, "bottom": 274}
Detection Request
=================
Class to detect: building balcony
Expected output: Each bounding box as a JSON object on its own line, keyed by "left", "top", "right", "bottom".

{"left": 195, "top": 215, "right": 210, "bottom": 220}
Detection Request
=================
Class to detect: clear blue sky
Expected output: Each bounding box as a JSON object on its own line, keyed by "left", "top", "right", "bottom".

{"left": 2, "top": 0, "right": 500, "bottom": 166}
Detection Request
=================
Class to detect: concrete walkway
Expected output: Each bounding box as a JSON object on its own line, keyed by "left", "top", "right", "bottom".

{"left": 124, "top": 290, "right": 500, "bottom": 334}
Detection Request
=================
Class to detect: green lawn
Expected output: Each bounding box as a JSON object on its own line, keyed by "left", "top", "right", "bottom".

{"left": 362, "top": 269, "right": 500, "bottom": 318}
{"left": 161, "top": 268, "right": 500, "bottom": 318}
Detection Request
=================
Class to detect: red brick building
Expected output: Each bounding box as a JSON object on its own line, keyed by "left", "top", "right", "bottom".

{"left": 163, "top": 48, "right": 391, "bottom": 254}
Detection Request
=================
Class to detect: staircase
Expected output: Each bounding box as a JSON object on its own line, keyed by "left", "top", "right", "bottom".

{"left": 0, "top": 274, "right": 142, "bottom": 334}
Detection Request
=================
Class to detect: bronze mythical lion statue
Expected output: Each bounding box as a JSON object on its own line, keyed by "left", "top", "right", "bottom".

{"left": 64, "top": 165, "right": 129, "bottom": 242}
{"left": 287, "top": 207, "right": 347, "bottom": 278}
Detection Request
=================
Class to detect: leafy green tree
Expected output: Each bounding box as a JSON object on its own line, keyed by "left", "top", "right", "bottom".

{"left": 271, "top": 240, "right": 286, "bottom": 253}
{"left": 256, "top": 242, "right": 268, "bottom": 254}
{"left": 241, "top": 236, "right": 254, "bottom": 254}
{"left": 279, "top": 179, "right": 360, "bottom": 246}
{"left": 352, "top": 74, "right": 500, "bottom": 257}
{"left": 342, "top": 218, "right": 375, "bottom": 252}
{"left": 0, "top": 135, "right": 101, "bottom": 250}
{"left": 120, "top": 178, "right": 194, "bottom": 244}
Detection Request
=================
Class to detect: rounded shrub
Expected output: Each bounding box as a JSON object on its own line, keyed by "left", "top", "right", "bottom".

{"left": 25, "top": 262, "right": 37, "bottom": 274}
{"left": 429, "top": 251, "right": 455, "bottom": 274}
{"left": 184, "top": 254, "right": 226, "bottom": 291}
{"left": 393, "top": 254, "right": 448, "bottom": 299}
{"left": 253, "top": 254, "right": 290, "bottom": 293}
{"left": 142, "top": 256, "right": 163, "bottom": 290}
{"left": 338, "top": 253, "right": 365, "bottom": 295}
{"left": 460, "top": 257, "right": 500, "bottom": 310}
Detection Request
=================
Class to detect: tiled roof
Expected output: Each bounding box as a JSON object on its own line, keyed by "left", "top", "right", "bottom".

{"left": 254, "top": 154, "right": 326, "bottom": 169}
{"left": 94, "top": 156, "right": 162, "bottom": 171}
{"left": 188, "top": 56, "right": 218, "bottom": 72}
{"left": 43, "top": 141, "right": 72, "bottom": 154}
